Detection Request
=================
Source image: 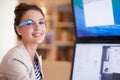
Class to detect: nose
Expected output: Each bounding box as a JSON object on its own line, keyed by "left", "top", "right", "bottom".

{"left": 34, "top": 22, "right": 46, "bottom": 33}
{"left": 34, "top": 22, "right": 41, "bottom": 31}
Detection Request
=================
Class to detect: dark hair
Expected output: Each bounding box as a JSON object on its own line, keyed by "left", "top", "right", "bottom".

{"left": 14, "top": 3, "right": 45, "bottom": 40}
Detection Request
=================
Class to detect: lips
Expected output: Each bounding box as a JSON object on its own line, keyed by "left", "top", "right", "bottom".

{"left": 32, "top": 33, "right": 43, "bottom": 37}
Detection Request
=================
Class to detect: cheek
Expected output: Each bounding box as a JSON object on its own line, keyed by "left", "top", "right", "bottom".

{"left": 43, "top": 26, "right": 47, "bottom": 33}
{"left": 21, "top": 28, "right": 33, "bottom": 37}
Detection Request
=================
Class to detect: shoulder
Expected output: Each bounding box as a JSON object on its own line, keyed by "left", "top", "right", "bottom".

{"left": 2, "top": 44, "right": 25, "bottom": 61}
{"left": 1, "top": 43, "right": 31, "bottom": 67}
{"left": 0, "top": 43, "right": 36, "bottom": 80}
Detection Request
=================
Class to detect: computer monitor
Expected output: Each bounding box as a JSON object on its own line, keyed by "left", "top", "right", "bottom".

{"left": 72, "top": 0, "right": 120, "bottom": 42}
{"left": 71, "top": 43, "right": 120, "bottom": 80}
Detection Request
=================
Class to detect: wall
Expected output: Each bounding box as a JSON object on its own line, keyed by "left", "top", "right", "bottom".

{"left": 0, "top": 0, "right": 18, "bottom": 62}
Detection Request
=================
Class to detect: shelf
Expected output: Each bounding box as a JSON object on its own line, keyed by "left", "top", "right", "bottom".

{"left": 57, "top": 22, "right": 74, "bottom": 28}
{"left": 38, "top": 43, "right": 51, "bottom": 50}
{"left": 55, "top": 40, "right": 74, "bottom": 47}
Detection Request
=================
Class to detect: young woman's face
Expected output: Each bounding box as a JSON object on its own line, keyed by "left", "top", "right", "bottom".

{"left": 17, "top": 10, "right": 46, "bottom": 44}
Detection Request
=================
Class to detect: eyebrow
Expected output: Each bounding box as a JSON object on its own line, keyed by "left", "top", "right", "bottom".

{"left": 39, "top": 18, "right": 46, "bottom": 21}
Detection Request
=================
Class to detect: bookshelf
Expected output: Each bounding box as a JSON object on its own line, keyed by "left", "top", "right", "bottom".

{"left": 37, "top": 4, "right": 75, "bottom": 62}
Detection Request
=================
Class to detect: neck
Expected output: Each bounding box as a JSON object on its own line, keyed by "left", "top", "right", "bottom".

{"left": 23, "top": 42, "right": 38, "bottom": 64}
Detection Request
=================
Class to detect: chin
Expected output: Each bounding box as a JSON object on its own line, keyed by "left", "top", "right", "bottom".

{"left": 33, "top": 36, "right": 45, "bottom": 44}
{"left": 38, "top": 40, "right": 44, "bottom": 44}
{"left": 37, "top": 38, "right": 45, "bottom": 43}
{"left": 33, "top": 40, "right": 43, "bottom": 45}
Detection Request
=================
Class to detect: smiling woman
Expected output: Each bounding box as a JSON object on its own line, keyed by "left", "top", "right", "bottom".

{"left": 0, "top": 3, "right": 46, "bottom": 80}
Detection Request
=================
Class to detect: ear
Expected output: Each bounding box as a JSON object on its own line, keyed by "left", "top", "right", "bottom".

{"left": 16, "top": 26, "right": 22, "bottom": 35}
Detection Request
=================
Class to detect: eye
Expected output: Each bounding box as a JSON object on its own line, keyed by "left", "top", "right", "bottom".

{"left": 39, "top": 20, "right": 45, "bottom": 25}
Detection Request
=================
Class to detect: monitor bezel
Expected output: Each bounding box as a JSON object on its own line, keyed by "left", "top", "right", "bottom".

{"left": 70, "top": 42, "right": 120, "bottom": 80}
{"left": 71, "top": 0, "right": 120, "bottom": 43}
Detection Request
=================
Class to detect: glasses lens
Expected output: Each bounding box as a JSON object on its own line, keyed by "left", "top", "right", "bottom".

{"left": 18, "top": 19, "right": 46, "bottom": 27}
{"left": 18, "top": 20, "right": 33, "bottom": 27}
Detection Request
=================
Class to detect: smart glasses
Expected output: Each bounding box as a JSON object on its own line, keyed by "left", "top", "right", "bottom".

{"left": 18, "top": 19, "right": 46, "bottom": 27}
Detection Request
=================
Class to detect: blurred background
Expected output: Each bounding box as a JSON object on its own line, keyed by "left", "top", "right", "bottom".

{"left": 0, "top": 0, "right": 75, "bottom": 80}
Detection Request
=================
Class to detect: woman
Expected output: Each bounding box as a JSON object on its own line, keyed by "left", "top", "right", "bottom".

{"left": 0, "top": 3, "right": 46, "bottom": 80}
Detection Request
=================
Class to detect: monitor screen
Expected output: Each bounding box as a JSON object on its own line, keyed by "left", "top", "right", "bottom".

{"left": 72, "top": 0, "right": 120, "bottom": 42}
{"left": 71, "top": 43, "right": 120, "bottom": 80}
